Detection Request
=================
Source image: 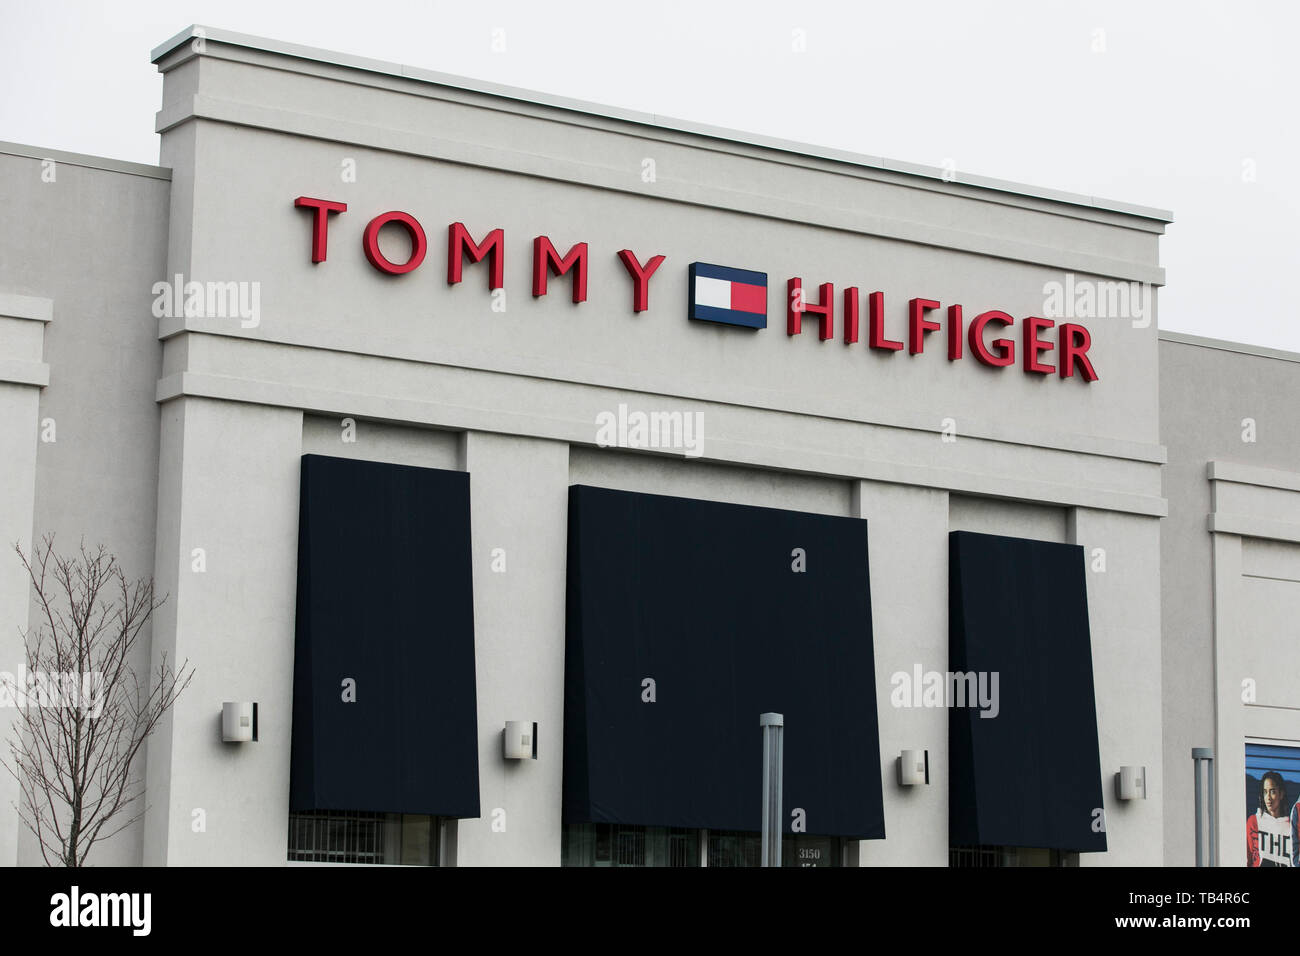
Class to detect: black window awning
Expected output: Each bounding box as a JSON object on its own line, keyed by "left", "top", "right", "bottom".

{"left": 563, "top": 485, "right": 885, "bottom": 839}
{"left": 948, "top": 530, "right": 1107, "bottom": 852}
{"left": 290, "top": 454, "right": 480, "bottom": 818}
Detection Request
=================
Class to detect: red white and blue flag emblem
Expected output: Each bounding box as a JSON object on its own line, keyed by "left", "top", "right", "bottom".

{"left": 689, "top": 262, "right": 768, "bottom": 329}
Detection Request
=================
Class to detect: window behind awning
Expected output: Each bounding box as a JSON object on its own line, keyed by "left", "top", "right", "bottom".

{"left": 948, "top": 530, "right": 1107, "bottom": 852}
{"left": 563, "top": 485, "right": 885, "bottom": 839}
{"left": 290, "top": 454, "right": 480, "bottom": 818}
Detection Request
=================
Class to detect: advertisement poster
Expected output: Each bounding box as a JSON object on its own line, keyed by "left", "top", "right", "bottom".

{"left": 1246, "top": 741, "right": 1300, "bottom": 867}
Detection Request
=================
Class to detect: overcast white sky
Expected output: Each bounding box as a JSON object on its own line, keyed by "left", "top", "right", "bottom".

{"left": 1, "top": 0, "right": 1296, "bottom": 350}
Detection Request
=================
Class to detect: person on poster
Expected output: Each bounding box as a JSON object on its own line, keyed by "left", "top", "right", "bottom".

{"left": 1292, "top": 793, "right": 1300, "bottom": 868}
{"left": 1248, "top": 771, "right": 1292, "bottom": 867}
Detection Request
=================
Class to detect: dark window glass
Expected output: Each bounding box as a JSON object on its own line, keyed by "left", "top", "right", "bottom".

{"left": 288, "top": 810, "right": 438, "bottom": 865}
{"left": 561, "top": 823, "right": 841, "bottom": 867}
{"left": 562, "top": 823, "right": 700, "bottom": 867}
{"left": 708, "top": 829, "right": 841, "bottom": 868}
{"left": 949, "top": 845, "right": 1078, "bottom": 867}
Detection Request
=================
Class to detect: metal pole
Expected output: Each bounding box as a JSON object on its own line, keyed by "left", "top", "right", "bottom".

{"left": 1193, "top": 750, "right": 1203, "bottom": 867}
{"left": 1207, "top": 750, "right": 1217, "bottom": 867}
{"left": 760, "top": 713, "right": 784, "bottom": 868}
{"left": 1192, "top": 747, "right": 1213, "bottom": 867}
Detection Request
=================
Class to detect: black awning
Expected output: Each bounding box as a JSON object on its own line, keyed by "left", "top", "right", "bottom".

{"left": 948, "top": 530, "right": 1107, "bottom": 852}
{"left": 563, "top": 485, "right": 884, "bottom": 839}
{"left": 290, "top": 454, "right": 479, "bottom": 818}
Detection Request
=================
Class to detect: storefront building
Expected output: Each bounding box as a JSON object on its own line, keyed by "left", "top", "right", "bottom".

{"left": 1159, "top": 333, "right": 1300, "bottom": 868}
{"left": 0, "top": 26, "right": 1290, "bottom": 868}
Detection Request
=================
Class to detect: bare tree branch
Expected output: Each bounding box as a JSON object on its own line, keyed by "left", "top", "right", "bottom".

{"left": 2, "top": 535, "right": 192, "bottom": 866}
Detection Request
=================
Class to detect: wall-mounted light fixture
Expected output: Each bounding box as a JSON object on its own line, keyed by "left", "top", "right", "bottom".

{"left": 503, "top": 721, "right": 537, "bottom": 760}
{"left": 222, "top": 702, "right": 258, "bottom": 743}
{"left": 897, "top": 749, "right": 929, "bottom": 786}
{"left": 1115, "top": 765, "right": 1147, "bottom": 800}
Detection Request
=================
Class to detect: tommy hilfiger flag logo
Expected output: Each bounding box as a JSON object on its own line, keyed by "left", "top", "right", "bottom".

{"left": 688, "top": 262, "right": 768, "bottom": 329}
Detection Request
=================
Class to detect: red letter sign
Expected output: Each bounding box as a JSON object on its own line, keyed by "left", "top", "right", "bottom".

{"left": 908, "top": 298, "right": 941, "bottom": 355}
{"left": 868, "top": 291, "right": 903, "bottom": 351}
{"left": 1022, "top": 316, "right": 1056, "bottom": 375}
{"left": 363, "top": 211, "right": 427, "bottom": 275}
{"left": 448, "top": 223, "right": 504, "bottom": 290}
{"left": 1059, "top": 323, "right": 1099, "bottom": 382}
{"left": 844, "top": 287, "right": 860, "bottom": 344}
{"left": 787, "top": 279, "right": 834, "bottom": 340}
{"left": 947, "top": 304, "right": 963, "bottom": 360}
{"left": 295, "top": 196, "right": 347, "bottom": 263}
{"left": 533, "top": 237, "right": 588, "bottom": 303}
{"left": 617, "top": 250, "right": 665, "bottom": 312}
{"left": 969, "top": 311, "right": 1016, "bottom": 367}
